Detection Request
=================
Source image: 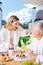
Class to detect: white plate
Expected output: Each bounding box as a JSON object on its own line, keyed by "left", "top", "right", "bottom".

{"left": 13, "top": 54, "right": 32, "bottom": 61}
{"left": 1, "top": 58, "right": 13, "bottom": 62}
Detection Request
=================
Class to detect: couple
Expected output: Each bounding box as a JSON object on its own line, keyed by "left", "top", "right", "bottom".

{"left": 0, "top": 15, "right": 25, "bottom": 52}
{"left": 0, "top": 14, "right": 43, "bottom": 58}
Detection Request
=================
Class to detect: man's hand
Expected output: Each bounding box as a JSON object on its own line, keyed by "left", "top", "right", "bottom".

{"left": 25, "top": 48, "right": 37, "bottom": 59}
{"left": 25, "top": 29, "right": 32, "bottom": 34}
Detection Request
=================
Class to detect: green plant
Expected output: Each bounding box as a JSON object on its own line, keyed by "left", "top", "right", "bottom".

{"left": 0, "top": 63, "right": 6, "bottom": 65}
{"left": 22, "top": 61, "right": 41, "bottom": 65}
{"left": 18, "top": 36, "right": 22, "bottom": 47}
{"left": 18, "top": 36, "right": 30, "bottom": 47}
{"left": 22, "top": 61, "right": 33, "bottom": 65}
{"left": 34, "top": 63, "right": 41, "bottom": 65}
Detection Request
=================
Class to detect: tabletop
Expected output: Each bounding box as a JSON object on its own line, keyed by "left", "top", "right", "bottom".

{"left": 0, "top": 51, "right": 35, "bottom": 65}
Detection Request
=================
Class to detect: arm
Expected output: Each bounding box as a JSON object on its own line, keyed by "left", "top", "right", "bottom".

{"left": 25, "top": 48, "right": 37, "bottom": 59}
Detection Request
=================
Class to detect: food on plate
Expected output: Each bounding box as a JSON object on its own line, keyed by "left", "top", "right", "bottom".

{"left": 16, "top": 51, "right": 25, "bottom": 58}
{"left": 0, "top": 53, "right": 10, "bottom": 61}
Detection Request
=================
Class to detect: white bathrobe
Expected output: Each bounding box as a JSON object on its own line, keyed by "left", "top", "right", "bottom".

{"left": 0, "top": 26, "right": 26, "bottom": 52}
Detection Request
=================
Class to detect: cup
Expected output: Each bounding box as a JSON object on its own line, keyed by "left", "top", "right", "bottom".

{"left": 8, "top": 49, "right": 14, "bottom": 59}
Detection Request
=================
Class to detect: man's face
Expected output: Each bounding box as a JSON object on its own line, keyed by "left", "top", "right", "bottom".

{"left": 12, "top": 20, "right": 19, "bottom": 30}
{"left": 32, "top": 23, "right": 40, "bottom": 37}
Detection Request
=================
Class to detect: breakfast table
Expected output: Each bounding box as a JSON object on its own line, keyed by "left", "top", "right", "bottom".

{"left": 0, "top": 51, "right": 35, "bottom": 65}
{"left": 0, "top": 59, "right": 35, "bottom": 65}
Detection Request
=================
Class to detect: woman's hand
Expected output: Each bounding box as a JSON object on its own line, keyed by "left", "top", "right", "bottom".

{"left": 9, "top": 43, "right": 14, "bottom": 49}
{"left": 10, "top": 37, "right": 13, "bottom": 44}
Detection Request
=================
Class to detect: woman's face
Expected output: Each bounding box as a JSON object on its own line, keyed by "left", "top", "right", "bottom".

{"left": 12, "top": 20, "right": 19, "bottom": 30}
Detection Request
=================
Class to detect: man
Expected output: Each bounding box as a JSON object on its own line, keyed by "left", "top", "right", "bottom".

{"left": 25, "top": 22, "right": 43, "bottom": 58}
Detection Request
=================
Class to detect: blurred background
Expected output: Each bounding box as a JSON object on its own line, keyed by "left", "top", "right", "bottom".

{"left": 0, "top": 0, "right": 43, "bottom": 30}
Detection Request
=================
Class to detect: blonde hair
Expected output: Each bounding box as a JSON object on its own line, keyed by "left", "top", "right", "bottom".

{"left": 4, "top": 15, "right": 19, "bottom": 31}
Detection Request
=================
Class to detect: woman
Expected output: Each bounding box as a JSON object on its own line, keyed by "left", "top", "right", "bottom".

{"left": 0, "top": 15, "right": 24, "bottom": 52}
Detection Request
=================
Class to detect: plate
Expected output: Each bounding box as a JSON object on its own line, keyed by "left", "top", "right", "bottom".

{"left": 13, "top": 53, "right": 32, "bottom": 61}
{"left": 2, "top": 58, "right": 13, "bottom": 62}
{"left": 0, "top": 53, "right": 13, "bottom": 62}
{"left": 0, "top": 56, "right": 13, "bottom": 62}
